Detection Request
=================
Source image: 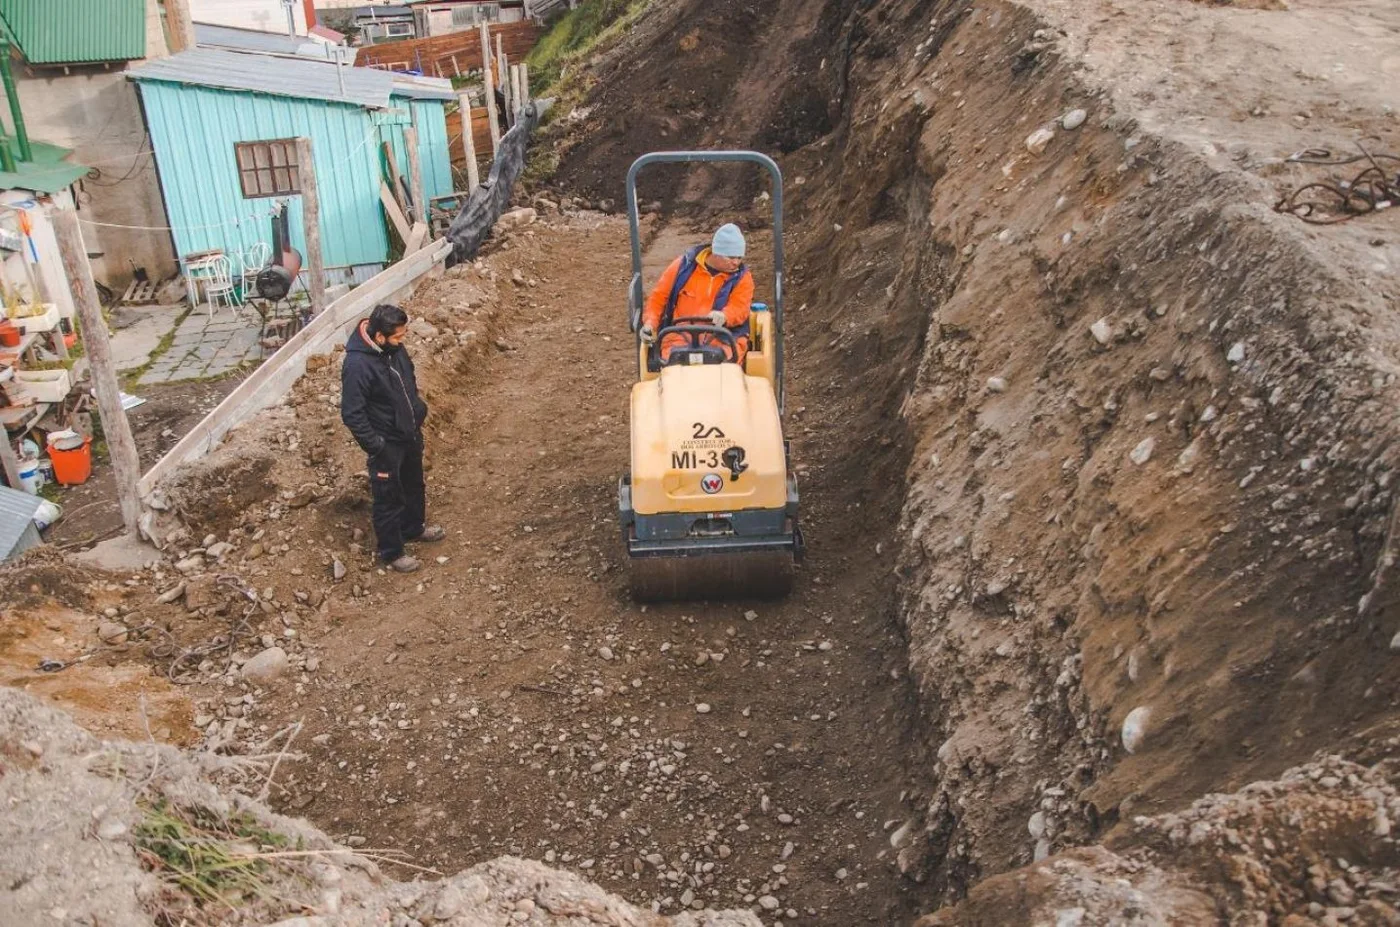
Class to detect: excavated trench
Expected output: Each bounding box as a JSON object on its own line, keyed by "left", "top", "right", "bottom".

{"left": 542, "top": 0, "right": 1400, "bottom": 918}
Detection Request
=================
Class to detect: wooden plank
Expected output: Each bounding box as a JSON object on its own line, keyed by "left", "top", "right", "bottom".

{"left": 381, "top": 141, "right": 405, "bottom": 210}
{"left": 0, "top": 421, "right": 20, "bottom": 490}
{"left": 138, "top": 240, "right": 453, "bottom": 500}
{"left": 380, "top": 181, "right": 412, "bottom": 244}
{"left": 122, "top": 279, "right": 157, "bottom": 305}
{"left": 520, "top": 63, "right": 530, "bottom": 109}
{"left": 295, "top": 137, "right": 327, "bottom": 317}
{"left": 458, "top": 92, "right": 480, "bottom": 191}
{"left": 355, "top": 21, "right": 540, "bottom": 72}
{"left": 49, "top": 325, "right": 68, "bottom": 362}
{"left": 404, "top": 125, "right": 425, "bottom": 227}
{"left": 52, "top": 206, "right": 142, "bottom": 537}
{"left": 405, "top": 222, "right": 429, "bottom": 255}
{"left": 448, "top": 106, "right": 495, "bottom": 169}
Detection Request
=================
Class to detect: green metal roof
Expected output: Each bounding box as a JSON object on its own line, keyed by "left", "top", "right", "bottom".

{"left": 0, "top": 139, "right": 88, "bottom": 193}
{"left": 0, "top": 0, "right": 147, "bottom": 65}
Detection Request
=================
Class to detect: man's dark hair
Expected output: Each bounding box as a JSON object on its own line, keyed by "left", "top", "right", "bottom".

{"left": 367, "top": 304, "right": 409, "bottom": 338}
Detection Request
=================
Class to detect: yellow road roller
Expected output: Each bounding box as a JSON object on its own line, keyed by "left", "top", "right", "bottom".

{"left": 618, "top": 151, "right": 802, "bottom": 601}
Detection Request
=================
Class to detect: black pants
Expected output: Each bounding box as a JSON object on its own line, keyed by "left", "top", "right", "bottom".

{"left": 369, "top": 439, "right": 425, "bottom": 562}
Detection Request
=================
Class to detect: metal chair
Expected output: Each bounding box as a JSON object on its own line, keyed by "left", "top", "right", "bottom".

{"left": 239, "top": 241, "right": 271, "bottom": 302}
{"left": 201, "top": 255, "right": 238, "bottom": 317}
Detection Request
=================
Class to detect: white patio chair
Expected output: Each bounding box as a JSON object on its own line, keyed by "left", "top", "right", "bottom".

{"left": 239, "top": 241, "right": 271, "bottom": 301}
{"left": 202, "top": 255, "right": 238, "bottom": 317}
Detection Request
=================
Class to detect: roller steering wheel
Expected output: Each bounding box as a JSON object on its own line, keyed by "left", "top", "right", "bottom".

{"left": 652, "top": 323, "right": 739, "bottom": 367}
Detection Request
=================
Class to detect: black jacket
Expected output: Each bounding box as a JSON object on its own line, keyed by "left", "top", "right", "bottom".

{"left": 340, "top": 323, "right": 428, "bottom": 456}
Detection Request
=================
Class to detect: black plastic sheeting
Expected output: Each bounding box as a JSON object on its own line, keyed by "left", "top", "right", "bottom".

{"left": 445, "top": 98, "right": 552, "bottom": 268}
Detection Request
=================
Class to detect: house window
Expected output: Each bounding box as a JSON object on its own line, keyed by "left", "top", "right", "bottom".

{"left": 235, "top": 139, "right": 300, "bottom": 198}
{"left": 451, "top": 3, "right": 499, "bottom": 26}
{"left": 387, "top": 21, "right": 413, "bottom": 36}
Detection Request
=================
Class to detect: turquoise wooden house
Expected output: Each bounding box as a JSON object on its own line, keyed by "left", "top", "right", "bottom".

{"left": 127, "top": 48, "right": 454, "bottom": 286}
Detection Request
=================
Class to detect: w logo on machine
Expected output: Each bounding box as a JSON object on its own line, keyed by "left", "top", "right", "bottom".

{"left": 700, "top": 473, "right": 724, "bottom": 494}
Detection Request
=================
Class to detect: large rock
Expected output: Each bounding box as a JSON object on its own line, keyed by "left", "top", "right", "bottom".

{"left": 242, "top": 647, "right": 289, "bottom": 683}
{"left": 497, "top": 207, "right": 537, "bottom": 230}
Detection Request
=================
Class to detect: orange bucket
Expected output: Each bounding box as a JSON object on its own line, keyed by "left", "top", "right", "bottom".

{"left": 49, "top": 435, "right": 92, "bottom": 485}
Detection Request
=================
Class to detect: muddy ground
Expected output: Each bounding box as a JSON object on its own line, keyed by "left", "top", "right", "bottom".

{"left": 97, "top": 212, "right": 929, "bottom": 923}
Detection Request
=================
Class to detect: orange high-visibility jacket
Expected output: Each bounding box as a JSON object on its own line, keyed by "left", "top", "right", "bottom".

{"left": 643, "top": 248, "right": 754, "bottom": 363}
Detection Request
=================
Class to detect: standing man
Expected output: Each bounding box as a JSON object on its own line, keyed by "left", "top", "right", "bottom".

{"left": 340, "top": 304, "right": 445, "bottom": 573}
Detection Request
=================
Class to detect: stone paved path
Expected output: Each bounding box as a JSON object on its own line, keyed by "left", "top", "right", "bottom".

{"left": 138, "top": 306, "right": 263, "bottom": 386}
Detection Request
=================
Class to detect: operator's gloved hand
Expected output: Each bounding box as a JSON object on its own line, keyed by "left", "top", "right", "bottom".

{"left": 707, "top": 311, "right": 727, "bottom": 327}
{"left": 639, "top": 324, "right": 657, "bottom": 344}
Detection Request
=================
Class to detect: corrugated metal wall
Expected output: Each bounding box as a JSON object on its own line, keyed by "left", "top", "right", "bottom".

{"left": 0, "top": 485, "right": 43, "bottom": 561}
{"left": 137, "top": 81, "right": 454, "bottom": 274}
{"left": 382, "top": 97, "right": 453, "bottom": 209}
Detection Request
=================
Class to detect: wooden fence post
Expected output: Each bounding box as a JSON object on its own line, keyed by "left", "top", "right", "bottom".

{"left": 295, "top": 137, "right": 327, "bottom": 316}
{"left": 520, "top": 63, "right": 530, "bottom": 109}
{"left": 479, "top": 22, "right": 492, "bottom": 78}
{"left": 404, "top": 125, "right": 425, "bottom": 227}
{"left": 458, "top": 92, "right": 480, "bottom": 191}
{"left": 52, "top": 207, "right": 142, "bottom": 536}
{"left": 482, "top": 50, "right": 501, "bottom": 156}
{"left": 497, "top": 36, "right": 510, "bottom": 121}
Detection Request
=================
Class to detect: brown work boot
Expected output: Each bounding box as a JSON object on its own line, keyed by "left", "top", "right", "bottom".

{"left": 388, "top": 554, "right": 421, "bottom": 573}
{"left": 409, "top": 525, "right": 446, "bottom": 543}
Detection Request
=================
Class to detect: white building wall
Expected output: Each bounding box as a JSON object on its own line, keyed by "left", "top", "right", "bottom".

{"left": 188, "top": 0, "right": 309, "bottom": 35}
{"left": 10, "top": 0, "right": 178, "bottom": 285}
{"left": 316, "top": 0, "right": 401, "bottom": 8}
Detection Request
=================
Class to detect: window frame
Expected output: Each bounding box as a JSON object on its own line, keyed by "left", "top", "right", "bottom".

{"left": 234, "top": 138, "right": 301, "bottom": 200}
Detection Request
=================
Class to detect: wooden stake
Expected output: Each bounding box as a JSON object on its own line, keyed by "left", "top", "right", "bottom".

{"left": 381, "top": 140, "right": 405, "bottom": 209}
{"left": 458, "top": 92, "right": 480, "bottom": 191}
{"left": 510, "top": 65, "right": 523, "bottom": 120}
{"left": 498, "top": 43, "right": 511, "bottom": 123}
{"left": 51, "top": 207, "right": 141, "bottom": 537}
{"left": 295, "top": 137, "right": 327, "bottom": 316}
{"left": 450, "top": 54, "right": 461, "bottom": 77}
{"left": 404, "top": 125, "right": 425, "bottom": 227}
{"left": 479, "top": 22, "right": 492, "bottom": 78}
{"left": 481, "top": 52, "right": 501, "bottom": 156}
{"left": 520, "top": 63, "right": 530, "bottom": 109}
